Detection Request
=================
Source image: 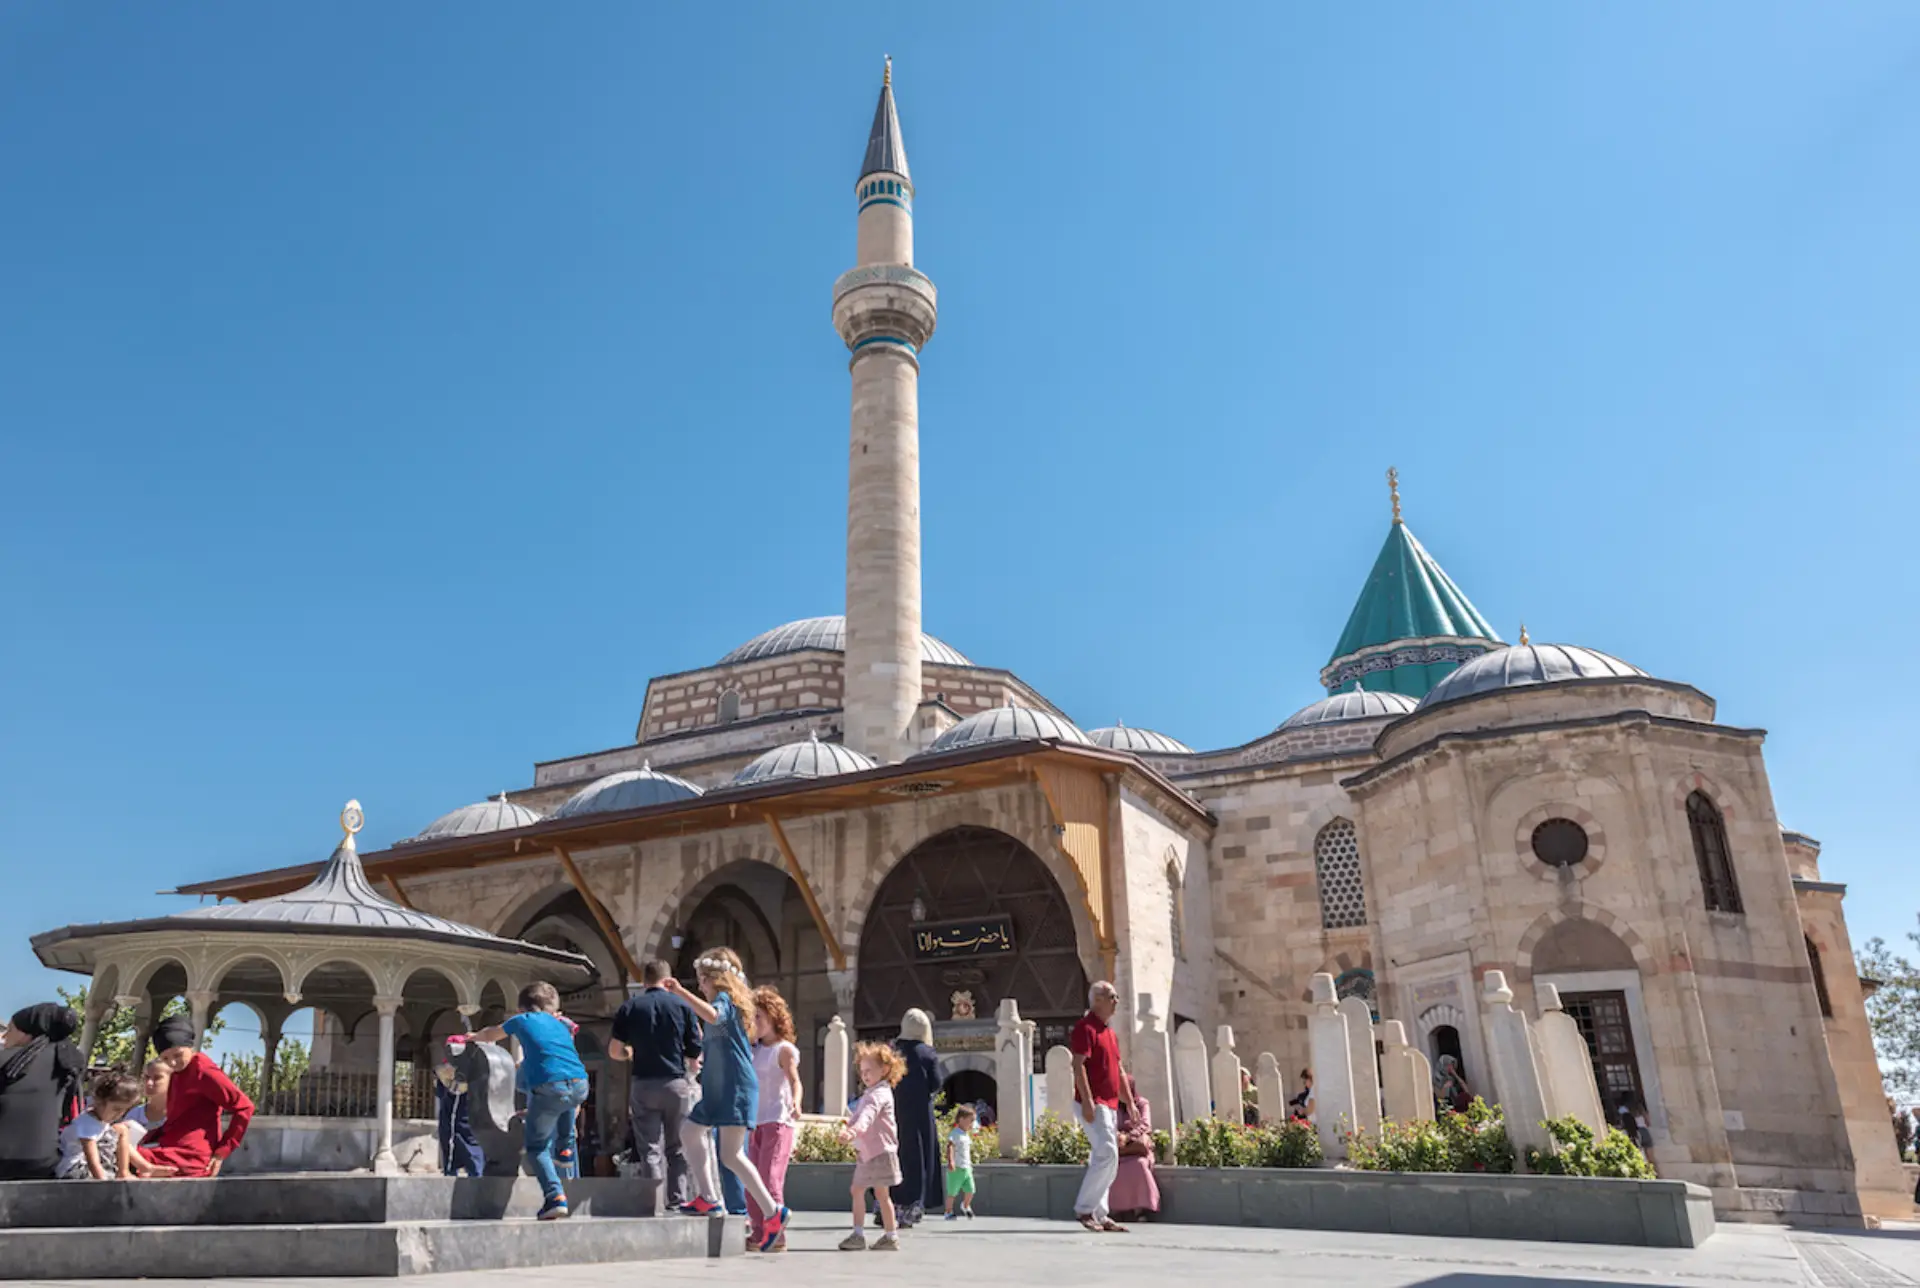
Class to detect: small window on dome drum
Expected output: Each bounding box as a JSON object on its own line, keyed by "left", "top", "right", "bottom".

{"left": 1530, "top": 818, "right": 1590, "bottom": 868}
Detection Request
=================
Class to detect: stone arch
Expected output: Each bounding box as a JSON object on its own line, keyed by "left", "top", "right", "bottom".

{"left": 1516, "top": 908, "right": 1651, "bottom": 980}
{"left": 1297, "top": 948, "right": 1374, "bottom": 1003}
{"left": 1510, "top": 800, "right": 1611, "bottom": 878}
{"left": 1669, "top": 770, "right": 1754, "bottom": 828}
{"left": 126, "top": 953, "right": 193, "bottom": 1003}
{"left": 637, "top": 837, "right": 791, "bottom": 965}
{"left": 840, "top": 798, "right": 1104, "bottom": 986}
{"left": 511, "top": 896, "right": 623, "bottom": 990}
{"left": 669, "top": 863, "right": 791, "bottom": 986}
{"left": 851, "top": 824, "right": 1091, "bottom": 1037}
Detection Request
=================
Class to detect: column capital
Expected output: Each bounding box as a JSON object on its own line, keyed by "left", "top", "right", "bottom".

{"left": 373, "top": 996, "right": 404, "bottom": 1016}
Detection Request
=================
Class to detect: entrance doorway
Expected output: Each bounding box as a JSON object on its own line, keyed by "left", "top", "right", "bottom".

{"left": 1559, "top": 990, "right": 1645, "bottom": 1115}
{"left": 941, "top": 1069, "right": 996, "bottom": 1114}
{"left": 1429, "top": 1024, "right": 1464, "bottom": 1070}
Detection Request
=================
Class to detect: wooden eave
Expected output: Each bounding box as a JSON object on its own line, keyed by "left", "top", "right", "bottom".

{"left": 175, "top": 740, "right": 1216, "bottom": 903}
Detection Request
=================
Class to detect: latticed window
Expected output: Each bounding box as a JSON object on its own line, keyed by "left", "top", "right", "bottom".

{"left": 1686, "top": 791, "right": 1743, "bottom": 913}
{"left": 1806, "top": 936, "right": 1833, "bottom": 1018}
{"left": 1167, "top": 858, "right": 1186, "bottom": 960}
{"left": 1314, "top": 818, "right": 1368, "bottom": 930}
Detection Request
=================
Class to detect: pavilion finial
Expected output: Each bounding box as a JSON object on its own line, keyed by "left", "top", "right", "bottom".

{"left": 1387, "top": 467, "right": 1402, "bottom": 524}
{"left": 340, "top": 799, "right": 364, "bottom": 846}
{"left": 884, "top": 54, "right": 892, "bottom": 88}
{"left": 1519, "top": 622, "right": 1530, "bottom": 646}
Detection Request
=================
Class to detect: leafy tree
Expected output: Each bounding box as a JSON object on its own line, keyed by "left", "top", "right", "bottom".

{"left": 55, "top": 987, "right": 227, "bottom": 1069}
{"left": 222, "top": 1039, "right": 313, "bottom": 1103}
{"left": 1858, "top": 931, "right": 1920, "bottom": 1099}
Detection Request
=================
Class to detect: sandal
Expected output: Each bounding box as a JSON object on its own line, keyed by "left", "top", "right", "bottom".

{"left": 1100, "top": 1219, "right": 1130, "bottom": 1233}
{"left": 1077, "top": 1214, "right": 1103, "bottom": 1233}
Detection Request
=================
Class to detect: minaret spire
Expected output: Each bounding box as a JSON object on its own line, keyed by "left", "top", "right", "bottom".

{"left": 835, "top": 61, "right": 937, "bottom": 762}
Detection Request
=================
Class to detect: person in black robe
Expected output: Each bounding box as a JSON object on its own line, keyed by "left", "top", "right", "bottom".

{"left": 0, "top": 1004, "right": 85, "bottom": 1180}
{"left": 889, "top": 1008, "right": 941, "bottom": 1226}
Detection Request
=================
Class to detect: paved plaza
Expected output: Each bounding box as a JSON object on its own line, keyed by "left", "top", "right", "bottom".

{"left": 18, "top": 1215, "right": 1920, "bottom": 1288}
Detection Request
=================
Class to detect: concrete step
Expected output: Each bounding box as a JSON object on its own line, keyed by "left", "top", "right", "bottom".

{"left": 0, "top": 1175, "right": 660, "bottom": 1228}
{"left": 0, "top": 1214, "right": 735, "bottom": 1279}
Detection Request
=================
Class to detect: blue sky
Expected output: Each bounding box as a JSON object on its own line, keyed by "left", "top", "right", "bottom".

{"left": 5, "top": 4, "right": 1920, "bottom": 1041}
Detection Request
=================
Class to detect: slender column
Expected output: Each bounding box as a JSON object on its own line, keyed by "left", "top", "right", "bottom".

{"left": 78, "top": 989, "right": 114, "bottom": 1067}
{"left": 372, "top": 996, "right": 402, "bottom": 1175}
{"left": 129, "top": 999, "right": 156, "bottom": 1068}
{"left": 187, "top": 991, "right": 217, "bottom": 1052}
{"left": 261, "top": 1012, "right": 286, "bottom": 1110}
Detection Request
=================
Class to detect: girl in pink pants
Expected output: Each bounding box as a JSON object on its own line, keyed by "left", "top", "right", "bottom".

{"left": 748, "top": 987, "right": 803, "bottom": 1251}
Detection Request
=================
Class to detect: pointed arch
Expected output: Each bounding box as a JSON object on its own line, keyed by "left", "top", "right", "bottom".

{"left": 1806, "top": 935, "right": 1833, "bottom": 1018}
{"left": 1686, "top": 791, "right": 1743, "bottom": 913}
{"left": 1313, "top": 818, "right": 1367, "bottom": 930}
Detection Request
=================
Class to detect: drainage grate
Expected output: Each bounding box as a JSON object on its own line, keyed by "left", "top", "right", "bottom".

{"left": 1793, "top": 1236, "right": 1917, "bottom": 1288}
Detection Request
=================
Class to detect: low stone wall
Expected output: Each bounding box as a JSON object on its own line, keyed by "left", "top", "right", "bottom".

{"left": 224, "top": 1117, "right": 439, "bottom": 1176}
{"left": 783, "top": 1162, "right": 1716, "bottom": 1248}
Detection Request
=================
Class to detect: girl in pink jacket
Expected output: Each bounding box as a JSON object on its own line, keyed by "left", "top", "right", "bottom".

{"left": 837, "top": 1042, "right": 905, "bottom": 1250}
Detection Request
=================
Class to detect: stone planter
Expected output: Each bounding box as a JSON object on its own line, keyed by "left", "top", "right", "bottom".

{"left": 781, "top": 1161, "right": 1716, "bottom": 1247}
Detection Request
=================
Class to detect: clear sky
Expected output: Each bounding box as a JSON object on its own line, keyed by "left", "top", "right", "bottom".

{"left": 5, "top": 4, "right": 1919, "bottom": 1041}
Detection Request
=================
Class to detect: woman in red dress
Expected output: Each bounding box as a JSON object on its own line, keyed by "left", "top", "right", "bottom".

{"left": 136, "top": 1017, "right": 254, "bottom": 1178}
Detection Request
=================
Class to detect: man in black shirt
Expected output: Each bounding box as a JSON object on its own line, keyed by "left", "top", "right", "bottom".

{"left": 608, "top": 959, "right": 703, "bottom": 1207}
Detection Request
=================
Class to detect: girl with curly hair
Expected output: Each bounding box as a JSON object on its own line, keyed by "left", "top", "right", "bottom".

{"left": 747, "top": 986, "right": 802, "bottom": 1250}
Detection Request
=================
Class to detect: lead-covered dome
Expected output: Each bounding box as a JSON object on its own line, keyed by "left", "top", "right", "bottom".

{"left": 553, "top": 763, "right": 704, "bottom": 818}
{"left": 1278, "top": 690, "right": 1418, "bottom": 731}
{"left": 732, "top": 733, "right": 879, "bottom": 787}
{"left": 1087, "top": 723, "right": 1194, "bottom": 755}
{"left": 401, "top": 795, "right": 544, "bottom": 844}
{"left": 920, "top": 705, "right": 1090, "bottom": 756}
{"left": 1419, "top": 643, "right": 1647, "bottom": 710}
{"left": 719, "top": 615, "right": 970, "bottom": 667}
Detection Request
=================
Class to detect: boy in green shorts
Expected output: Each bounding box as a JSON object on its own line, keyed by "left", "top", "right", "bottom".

{"left": 943, "top": 1104, "right": 977, "bottom": 1219}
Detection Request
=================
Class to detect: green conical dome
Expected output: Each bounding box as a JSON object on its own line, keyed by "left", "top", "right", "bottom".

{"left": 1321, "top": 520, "right": 1501, "bottom": 698}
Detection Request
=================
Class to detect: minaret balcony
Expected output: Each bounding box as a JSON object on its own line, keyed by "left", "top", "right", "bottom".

{"left": 833, "top": 265, "right": 938, "bottom": 354}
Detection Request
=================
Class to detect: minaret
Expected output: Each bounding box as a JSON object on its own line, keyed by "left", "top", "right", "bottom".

{"left": 834, "top": 57, "right": 937, "bottom": 763}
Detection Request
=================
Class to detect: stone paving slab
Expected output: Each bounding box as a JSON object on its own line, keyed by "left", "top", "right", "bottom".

{"left": 10, "top": 1214, "right": 1920, "bottom": 1287}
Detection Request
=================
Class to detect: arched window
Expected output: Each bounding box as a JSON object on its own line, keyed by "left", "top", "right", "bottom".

{"left": 1806, "top": 935, "right": 1834, "bottom": 1018}
{"left": 717, "top": 689, "right": 741, "bottom": 724}
{"left": 1686, "top": 791, "right": 1743, "bottom": 913}
{"left": 1314, "top": 818, "right": 1368, "bottom": 930}
{"left": 1166, "top": 854, "right": 1186, "bottom": 960}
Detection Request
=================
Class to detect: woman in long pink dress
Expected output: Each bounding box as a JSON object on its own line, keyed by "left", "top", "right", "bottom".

{"left": 1108, "top": 1074, "right": 1159, "bottom": 1221}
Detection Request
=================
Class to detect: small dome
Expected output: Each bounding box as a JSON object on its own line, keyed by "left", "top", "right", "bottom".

{"left": 1278, "top": 690, "right": 1419, "bottom": 731}
{"left": 1419, "top": 643, "right": 1648, "bottom": 710}
{"left": 920, "top": 705, "right": 1090, "bottom": 756}
{"left": 719, "top": 615, "right": 970, "bottom": 667}
{"left": 553, "top": 763, "right": 704, "bottom": 818}
{"left": 403, "top": 795, "right": 544, "bottom": 844}
{"left": 1087, "top": 723, "right": 1194, "bottom": 755}
{"left": 732, "top": 733, "right": 879, "bottom": 787}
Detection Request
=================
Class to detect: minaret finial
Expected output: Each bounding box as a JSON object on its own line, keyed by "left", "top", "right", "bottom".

{"left": 1519, "top": 622, "right": 1530, "bottom": 646}
{"left": 1387, "top": 467, "right": 1402, "bottom": 524}
{"left": 340, "top": 799, "right": 364, "bottom": 847}
{"left": 883, "top": 55, "right": 891, "bottom": 88}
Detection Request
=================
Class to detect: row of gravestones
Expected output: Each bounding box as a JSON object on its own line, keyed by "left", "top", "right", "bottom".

{"left": 813, "top": 970, "right": 1605, "bottom": 1169}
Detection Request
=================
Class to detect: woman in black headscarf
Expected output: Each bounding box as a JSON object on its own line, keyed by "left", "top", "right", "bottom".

{"left": 0, "top": 1003, "right": 86, "bottom": 1179}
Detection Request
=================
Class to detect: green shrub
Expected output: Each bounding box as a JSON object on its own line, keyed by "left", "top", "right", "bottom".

{"left": 1170, "top": 1117, "right": 1322, "bottom": 1169}
{"left": 1252, "top": 1119, "right": 1323, "bottom": 1169}
{"left": 792, "top": 1121, "right": 856, "bottom": 1164}
{"left": 1150, "top": 1128, "right": 1174, "bottom": 1165}
{"left": 1021, "top": 1111, "right": 1092, "bottom": 1165}
{"left": 1439, "top": 1097, "right": 1516, "bottom": 1173}
{"left": 1526, "top": 1116, "right": 1656, "bottom": 1179}
{"left": 1347, "top": 1098, "right": 1514, "bottom": 1174}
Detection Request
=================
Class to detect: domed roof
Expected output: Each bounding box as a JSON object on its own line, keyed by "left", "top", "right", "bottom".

{"left": 1419, "top": 643, "right": 1648, "bottom": 710}
{"left": 402, "top": 795, "right": 544, "bottom": 844}
{"left": 920, "top": 705, "right": 1091, "bottom": 756}
{"left": 719, "top": 615, "right": 970, "bottom": 667}
{"left": 552, "top": 763, "right": 704, "bottom": 819}
{"left": 732, "top": 733, "right": 879, "bottom": 787}
{"left": 1278, "top": 689, "right": 1419, "bottom": 731}
{"left": 1087, "top": 723, "right": 1194, "bottom": 755}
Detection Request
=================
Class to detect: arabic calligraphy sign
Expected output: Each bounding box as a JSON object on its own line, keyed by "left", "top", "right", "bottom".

{"left": 911, "top": 915, "right": 1015, "bottom": 961}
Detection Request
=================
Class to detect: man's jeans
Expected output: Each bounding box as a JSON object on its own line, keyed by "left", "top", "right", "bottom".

{"left": 525, "top": 1078, "right": 590, "bottom": 1206}
{"left": 628, "top": 1076, "right": 693, "bottom": 1207}
{"left": 1075, "top": 1103, "right": 1119, "bottom": 1222}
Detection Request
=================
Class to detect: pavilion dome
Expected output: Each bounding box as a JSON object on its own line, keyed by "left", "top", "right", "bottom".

{"left": 552, "top": 763, "right": 704, "bottom": 819}
{"left": 1087, "top": 723, "right": 1194, "bottom": 755}
{"left": 732, "top": 733, "right": 879, "bottom": 787}
{"left": 920, "top": 704, "right": 1091, "bottom": 756}
{"left": 718, "top": 615, "right": 970, "bottom": 667}
{"left": 1278, "top": 689, "right": 1418, "bottom": 731}
{"left": 1418, "top": 643, "right": 1648, "bottom": 710}
{"left": 402, "top": 795, "right": 544, "bottom": 844}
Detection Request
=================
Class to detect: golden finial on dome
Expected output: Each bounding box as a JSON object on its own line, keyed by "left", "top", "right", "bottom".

{"left": 1519, "top": 623, "right": 1530, "bottom": 646}
{"left": 340, "top": 799, "right": 364, "bottom": 841}
{"left": 1387, "top": 467, "right": 1402, "bottom": 524}
{"left": 883, "top": 55, "right": 892, "bottom": 88}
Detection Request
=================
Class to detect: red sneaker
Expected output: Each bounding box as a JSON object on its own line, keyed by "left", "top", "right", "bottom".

{"left": 678, "top": 1197, "right": 723, "bottom": 1216}
{"left": 758, "top": 1206, "right": 790, "bottom": 1252}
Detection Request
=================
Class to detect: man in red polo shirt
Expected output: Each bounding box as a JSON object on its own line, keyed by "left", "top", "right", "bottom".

{"left": 1068, "top": 980, "right": 1135, "bottom": 1233}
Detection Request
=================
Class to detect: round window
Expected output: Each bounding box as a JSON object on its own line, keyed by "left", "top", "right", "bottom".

{"left": 1531, "top": 818, "right": 1590, "bottom": 868}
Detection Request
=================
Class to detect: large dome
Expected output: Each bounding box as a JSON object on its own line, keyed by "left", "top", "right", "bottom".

{"left": 553, "top": 763, "right": 704, "bottom": 819}
{"left": 1278, "top": 690, "right": 1418, "bottom": 731}
{"left": 1087, "top": 723, "right": 1194, "bottom": 755}
{"left": 920, "top": 705, "right": 1090, "bottom": 756}
{"left": 1419, "top": 643, "right": 1648, "bottom": 710}
{"left": 732, "top": 733, "right": 879, "bottom": 787}
{"left": 719, "top": 615, "right": 970, "bottom": 667}
{"left": 401, "top": 795, "right": 544, "bottom": 844}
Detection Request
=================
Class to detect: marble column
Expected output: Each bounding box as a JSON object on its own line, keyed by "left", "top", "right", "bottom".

{"left": 372, "top": 996, "right": 402, "bottom": 1175}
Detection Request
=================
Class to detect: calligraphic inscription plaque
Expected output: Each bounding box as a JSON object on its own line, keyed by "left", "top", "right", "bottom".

{"left": 911, "top": 915, "right": 1015, "bottom": 961}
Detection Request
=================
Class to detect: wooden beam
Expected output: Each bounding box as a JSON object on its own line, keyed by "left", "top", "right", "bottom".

{"left": 384, "top": 875, "right": 417, "bottom": 910}
{"left": 1032, "top": 761, "right": 1116, "bottom": 952}
{"left": 763, "top": 813, "right": 847, "bottom": 971}
{"left": 552, "top": 845, "right": 644, "bottom": 983}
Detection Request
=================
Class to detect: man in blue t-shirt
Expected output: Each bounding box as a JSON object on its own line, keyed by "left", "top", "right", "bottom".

{"left": 474, "top": 981, "right": 587, "bottom": 1220}
{"left": 609, "top": 959, "right": 704, "bottom": 1208}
